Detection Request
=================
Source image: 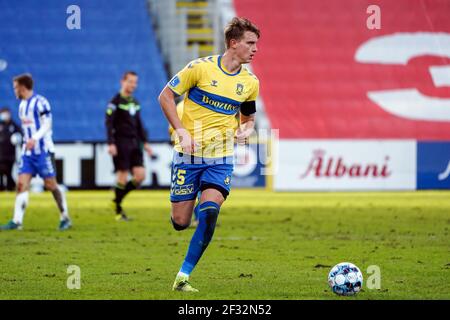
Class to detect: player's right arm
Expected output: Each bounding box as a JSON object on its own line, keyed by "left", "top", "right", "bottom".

{"left": 105, "top": 101, "right": 117, "bottom": 156}
{"left": 158, "top": 62, "right": 202, "bottom": 154}
{"left": 159, "top": 87, "right": 198, "bottom": 154}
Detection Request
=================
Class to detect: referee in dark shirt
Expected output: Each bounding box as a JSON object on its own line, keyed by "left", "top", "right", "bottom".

{"left": 105, "top": 71, "right": 152, "bottom": 221}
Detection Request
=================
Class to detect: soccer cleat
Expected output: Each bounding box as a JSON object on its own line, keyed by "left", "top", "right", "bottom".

{"left": 115, "top": 213, "right": 131, "bottom": 222}
{"left": 0, "top": 220, "right": 22, "bottom": 231}
{"left": 58, "top": 218, "right": 72, "bottom": 231}
{"left": 112, "top": 200, "right": 131, "bottom": 221}
{"left": 172, "top": 275, "right": 199, "bottom": 292}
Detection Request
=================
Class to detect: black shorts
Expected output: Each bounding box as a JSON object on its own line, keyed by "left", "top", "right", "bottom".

{"left": 113, "top": 141, "right": 144, "bottom": 172}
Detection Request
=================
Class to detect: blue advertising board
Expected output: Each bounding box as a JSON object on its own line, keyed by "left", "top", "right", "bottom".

{"left": 232, "top": 143, "right": 267, "bottom": 188}
{"left": 417, "top": 142, "right": 450, "bottom": 189}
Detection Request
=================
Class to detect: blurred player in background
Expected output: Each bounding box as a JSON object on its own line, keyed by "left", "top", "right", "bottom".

{"left": 106, "top": 71, "right": 153, "bottom": 221}
{"left": 0, "top": 74, "right": 71, "bottom": 231}
{"left": 159, "top": 17, "right": 260, "bottom": 292}
{"left": 0, "top": 107, "right": 21, "bottom": 191}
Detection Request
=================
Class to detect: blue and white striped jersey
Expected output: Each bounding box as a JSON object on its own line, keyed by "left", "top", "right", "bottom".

{"left": 18, "top": 94, "right": 55, "bottom": 155}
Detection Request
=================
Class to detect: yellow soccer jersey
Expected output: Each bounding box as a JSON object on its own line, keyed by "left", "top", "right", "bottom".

{"left": 167, "top": 55, "right": 259, "bottom": 158}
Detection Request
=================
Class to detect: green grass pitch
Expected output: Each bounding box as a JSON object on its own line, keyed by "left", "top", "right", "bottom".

{"left": 0, "top": 189, "right": 449, "bottom": 299}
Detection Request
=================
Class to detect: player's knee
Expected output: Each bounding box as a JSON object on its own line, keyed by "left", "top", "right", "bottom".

{"left": 170, "top": 216, "right": 190, "bottom": 231}
{"left": 116, "top": 171, "right": 128, "bottom": 185}
{"left": 16, "top": 182, "right": 25, "bottom": 193}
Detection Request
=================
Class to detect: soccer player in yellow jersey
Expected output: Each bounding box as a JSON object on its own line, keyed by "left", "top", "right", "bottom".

{"left": 159, "top": 17, "right": 260, "bottom": 292}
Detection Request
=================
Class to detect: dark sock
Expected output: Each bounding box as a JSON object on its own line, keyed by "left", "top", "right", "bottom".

{"left": 114, "top": 180, "right": 139, "bottom": 208}
{"left": 51, "top": 188, "right": 65, "bottom": 213}
{"left": 114, "top": 183, "right": 126, "bottom": 207}
{"left": 180, "top": 201, "right": 220, "bottom": 275}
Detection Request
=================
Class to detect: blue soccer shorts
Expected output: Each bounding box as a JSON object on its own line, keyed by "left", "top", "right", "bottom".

{"left": 19, "top": 152, "right": 56, "bottom": 179}
{"left": 170, "top": 152, "right": 234, "bottom": 202}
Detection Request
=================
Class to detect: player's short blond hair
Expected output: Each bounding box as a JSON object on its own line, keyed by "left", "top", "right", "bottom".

{"left": 224, "top": 17, "right": 260, "bottom": 49}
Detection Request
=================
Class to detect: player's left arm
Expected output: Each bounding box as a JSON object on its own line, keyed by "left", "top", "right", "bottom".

{"left": 235, "top": 109, "right": 256, "bottom": 144}
{"left": 235, "top": 80, "right": 259, "bottom": 144}
{"left": 27, "top": 99, "right": 52, "bottom": 150}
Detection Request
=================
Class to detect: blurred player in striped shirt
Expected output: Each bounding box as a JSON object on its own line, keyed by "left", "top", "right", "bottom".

{"left": 0, "top": 74, "right": 71, "bottom": 231}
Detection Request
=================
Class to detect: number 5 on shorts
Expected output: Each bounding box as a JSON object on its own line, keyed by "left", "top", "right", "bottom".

{"left": 176, "top": 169, "right": 186, "bottom": 185}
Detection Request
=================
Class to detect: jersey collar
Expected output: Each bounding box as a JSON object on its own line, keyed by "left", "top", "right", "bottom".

{"left": 25, "top": 93, "right": 36, "bottom": 102}
{"left": 217, "top": 55, "right": 241, "bottom": 76}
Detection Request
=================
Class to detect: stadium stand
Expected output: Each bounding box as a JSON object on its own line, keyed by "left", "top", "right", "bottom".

{"left": 0, "top": 0, "right": 168, "bottom": 141}
{"left": 148, "top": 0, "right": 222, "bottom": 76}
{"left": 234, "top": 0, "right": 450, "bottom": 140}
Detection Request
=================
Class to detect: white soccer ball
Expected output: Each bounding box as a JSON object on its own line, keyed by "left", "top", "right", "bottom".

{"left": 328, "top": 262, "right": 363, "bottom": 296}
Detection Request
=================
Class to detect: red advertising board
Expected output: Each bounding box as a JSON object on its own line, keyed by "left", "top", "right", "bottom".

{"left": 235, "top": 0, "right": 450, "bottom": 139}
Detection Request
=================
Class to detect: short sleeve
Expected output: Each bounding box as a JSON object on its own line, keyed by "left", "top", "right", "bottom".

{"left": 106, "top": 102, "right": 116, "bottom": 115}
{"left": 247, "top": 79, "right": 259, "bottom": 101}
{"left": 37, "top": 97, "right": 51, "bottom": 115}
{"left": 167, "top": 61, "right": 202, "bottom": 96}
